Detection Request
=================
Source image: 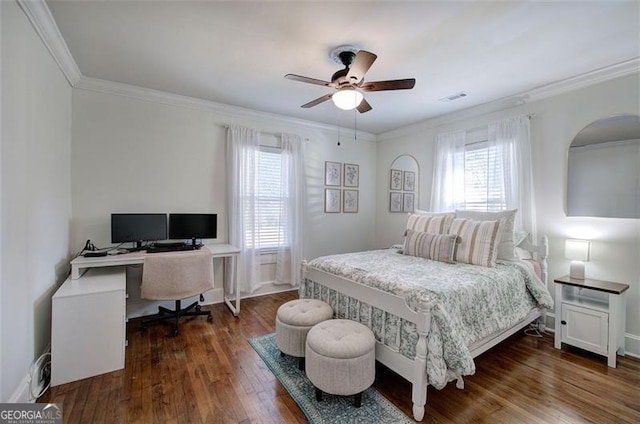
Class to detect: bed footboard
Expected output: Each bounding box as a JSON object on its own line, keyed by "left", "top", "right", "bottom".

{"left": 302, "top": 262, "right": 431, "bottom": 421}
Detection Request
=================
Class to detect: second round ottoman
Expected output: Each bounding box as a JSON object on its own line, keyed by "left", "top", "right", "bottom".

{"left": 305, "top": 319, "right": 375, "bottom": 407}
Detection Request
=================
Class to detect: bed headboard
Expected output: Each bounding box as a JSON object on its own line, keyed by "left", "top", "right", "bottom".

{"left": 518, "top": 235, "right": 549, "bottom": 284}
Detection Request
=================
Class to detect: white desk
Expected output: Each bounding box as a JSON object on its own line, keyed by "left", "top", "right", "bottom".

{"left": 52, "top": 267, "right": 126, "bottom": 386}
{"left": 70, "top": 243, "right": 242, "bottom": 316}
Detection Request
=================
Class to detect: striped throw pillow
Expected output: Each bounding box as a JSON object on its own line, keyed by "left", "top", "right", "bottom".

{"left": 404, "top": 230, "right": 458, "bottom": 263}
{"left": 406, "top": 212, "right": 455, "bottom": 235}
{"left": 455, "top": 209, "right": 518, "bottom": 261}
{"left": 449, "top": 218, "right": 504, "bottom": 267}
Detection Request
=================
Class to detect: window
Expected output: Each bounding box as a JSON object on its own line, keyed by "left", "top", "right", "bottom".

{"left": 432, "top": 116, "right": 533, "bottom": 234}
{"left": 227, "top": 126, "right": 305, "bottom": 291}
{"left": 462, "top": 141, "right": 508, "bottom": 211}
{"left": 244, "top": 146, "right": 288, "bottom": 250}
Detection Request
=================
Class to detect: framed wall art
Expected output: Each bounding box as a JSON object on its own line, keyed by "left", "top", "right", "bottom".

{"left": 325, "top": 188, "right": 341, "bottom": 213}
{"left": 390, "top": 192, "right": 403, "bottom": 212}
{"left": 403, "top": 171, "right": 415, "bottom": 191}
{"left": 343, "top": 163, "right": 359, "bottom": 187}
{"left": 390, "top": 169, "right": 403, "bottom": 190}
{"left": 403, "top": 193, "right": 415, "bottom": 212}
{"left": 343, "top": 189, "right": 359, "bottom": 213}
{"left": 325, "top": 161, "right": 342, "bottom": 186}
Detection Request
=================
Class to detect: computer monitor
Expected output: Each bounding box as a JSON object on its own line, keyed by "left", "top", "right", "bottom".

{"left": 111, "top": 213, "right": 167, "bottom": 249}
{"left": 169, "top": 213, "right": 217, "bottom": 247}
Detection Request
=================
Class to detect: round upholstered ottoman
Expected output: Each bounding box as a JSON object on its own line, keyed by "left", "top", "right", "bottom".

{"left": 275, "top": 299, "right": 333, "bottom": 370}
{"left": 305, "top": 319, "right": 375, "bottom": 407}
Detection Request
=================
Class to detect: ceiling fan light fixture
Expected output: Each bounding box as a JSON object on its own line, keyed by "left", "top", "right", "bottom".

{"left": 332, "top": 88, "right": 364, "bottom": 110}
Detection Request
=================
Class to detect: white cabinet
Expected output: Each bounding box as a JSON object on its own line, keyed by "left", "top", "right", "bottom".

{"left": 51, "top": 267, "right": 126, "bottom": 386}
{"left": 554, "top": 275, "right": 628, "bottom": 368}
{"left": 561, "top": 302, "right": 608, "bottom": 355}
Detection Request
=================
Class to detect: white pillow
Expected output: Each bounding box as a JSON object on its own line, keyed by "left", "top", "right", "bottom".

{"left": 449, "top": 218, "right": 504, "bottom": 267}
{"left": 414, "top": 209, "right": 455, "bottom": 215}
{"left": 514, "top": 230, "right": 529, "bottom": 246}
{"left": 406, "top": 212, "right": 456, "bottom": 235}
{"left": 455, "top": 209, "right": 517, "bottom": 261}
{"left": 515, "top": 246, "right": 533, "bottom": 260}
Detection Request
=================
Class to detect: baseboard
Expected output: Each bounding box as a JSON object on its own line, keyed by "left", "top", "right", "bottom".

{"left": 7, "top": 374, "right": 31, "bottom": 403}
{"left": 240, "top": 282, "right": 297, "bottom": 299}
{"left": 545, "top": 312, "right": 640, "bottom": 359}
{"left": 546, "top": 312, "right": 556, "bottom": 333}
{"left": 7, "top": 344, "right": 51, "bottom": 403}
{"left": 127, "top": 288, "right": 225, "bottom": 318}
{"left": 127, "top": 282, "right": 297, "bottom": 318}
{"left": 201, "top": 281, "right": 296, "bottom": 304}
{"left": 624, "top": 333, "right": 640, "bottom": 359}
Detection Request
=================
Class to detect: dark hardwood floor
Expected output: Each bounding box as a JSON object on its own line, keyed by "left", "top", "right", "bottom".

{"left": 40, "top": 291, "right": 640, "bottom": 423}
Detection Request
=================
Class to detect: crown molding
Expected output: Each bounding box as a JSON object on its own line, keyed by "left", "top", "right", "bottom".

{"left": 525, "top": 57, "right": 640, "bottom": 102}
{"left": 379, "top": 57, "right": 640, "bottom": 141}
{"left": 17, "top": 0, "right": 81, "bottom": 86}
{"left": 378, "top": 95, "right": 527, "bottom": 140}
{"left": 75, "top": 76, "right": 378, "bottom": 142}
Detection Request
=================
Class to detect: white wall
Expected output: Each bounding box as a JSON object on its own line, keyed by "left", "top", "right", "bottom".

{"left": 1, "top": 1, "right": 72, "bottom": 401}
{"left": 70, "top": 89, "right": 377, "bottom": 304}
{"left": 568, "top": 139, "right": 639, "bottom": 218}
{"left": 375, "top": 73, "right": 640, "bottom": 355}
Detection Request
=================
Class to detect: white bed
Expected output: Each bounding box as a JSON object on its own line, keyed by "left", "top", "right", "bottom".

{"left": 301, "top": 236, "right": 551, "bottom": 421}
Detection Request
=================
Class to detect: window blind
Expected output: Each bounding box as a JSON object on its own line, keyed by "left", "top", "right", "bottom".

{"left": 463, "top": 141, "right": 507, "bottom": 211}
{"left": 244, "top": 147, "right": 288, "bottom": 249}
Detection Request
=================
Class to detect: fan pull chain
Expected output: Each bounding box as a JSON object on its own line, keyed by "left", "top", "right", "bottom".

{"left": 354, "top": 109, "right": 357, "bottom": 141}
{"left": 337, "top": 110, "right": 341, "bottom": 146}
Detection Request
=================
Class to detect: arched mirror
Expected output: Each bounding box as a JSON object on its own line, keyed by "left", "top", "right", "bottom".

{"left": 389, "top": 155, "right": 419, "bottom": 213}
{"left": 567, "top": 115, "right": 640, "bottom": 219}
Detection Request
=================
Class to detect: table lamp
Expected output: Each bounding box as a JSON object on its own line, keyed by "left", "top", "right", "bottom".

{"left": 565, "top": 239, "right": 591, "bottom": 280}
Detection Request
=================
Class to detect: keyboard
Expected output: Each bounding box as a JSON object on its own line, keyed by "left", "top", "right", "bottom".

{"left": 146, "top": 245, "right": 198, "bottom": 254}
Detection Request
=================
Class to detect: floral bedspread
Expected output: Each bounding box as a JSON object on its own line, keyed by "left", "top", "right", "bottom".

{"left": 304, "top": 249, "right": 553, "bottom": 389}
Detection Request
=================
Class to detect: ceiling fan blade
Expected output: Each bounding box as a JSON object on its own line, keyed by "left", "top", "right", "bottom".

{"left": 301, "top": 93, "right": 333, "bottom": 108}
{"left": 285, "top": 74, "right": 333, "bottom": 87}
{"left": 360, "top": 78, "right": 416, "bottom": 92}
{"left": 346, "top": 50, "right": 377, "bottom": 84}
{"left": 356, "top": 98, "right": 372, "bottom": 113}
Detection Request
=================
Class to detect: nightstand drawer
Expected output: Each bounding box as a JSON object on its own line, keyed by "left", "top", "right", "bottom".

{"left": 561, "top": 303, "right": 608, "bottom": 355}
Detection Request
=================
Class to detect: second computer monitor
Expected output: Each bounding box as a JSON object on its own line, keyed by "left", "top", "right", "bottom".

{"left": 169, "top": 213, "right": 217, "bottom": 246}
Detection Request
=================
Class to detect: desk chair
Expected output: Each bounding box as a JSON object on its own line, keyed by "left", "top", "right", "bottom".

{"left": 140, "top": 252, "right": 214, "bottom": 336}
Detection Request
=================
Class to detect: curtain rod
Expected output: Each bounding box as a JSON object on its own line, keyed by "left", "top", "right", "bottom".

{"left": 223, "top": 124, "right": 281, "bottom": 138}
{"left": 223, "top": 124, "right": 311, "bottom": 141}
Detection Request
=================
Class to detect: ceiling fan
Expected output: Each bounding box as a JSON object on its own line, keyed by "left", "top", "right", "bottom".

{"left": 284, "top": 47, "right": 416, "bottom": 113}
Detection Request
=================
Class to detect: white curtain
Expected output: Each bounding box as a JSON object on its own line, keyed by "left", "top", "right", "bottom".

{"left": 488, "top": 115, "right": 536, "bottom": 237}
{"left": 431, "top": 115, "right": 536, "bottom": 236}
{"left": 430, "top": 129, "right": 466, "bottom": 211}
{"left": 226, "top": 126, "right": 306, "bottom": 294}
{"left": 275, "top": 133, "right": 305, "bottom": 287}
{"left": 226, "top": 125, "right": 262, "bottom": 294}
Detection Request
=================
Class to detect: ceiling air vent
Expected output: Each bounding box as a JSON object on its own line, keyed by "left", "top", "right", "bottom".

{"left": 439, "top": 92, "right": 468, "bottom": 102}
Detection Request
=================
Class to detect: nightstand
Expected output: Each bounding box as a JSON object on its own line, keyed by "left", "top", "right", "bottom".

{"left": 553, "top": 275, "right": 629, "bottom": 367}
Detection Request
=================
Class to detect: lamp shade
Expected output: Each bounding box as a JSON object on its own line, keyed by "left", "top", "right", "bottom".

{"left": 565, "top": 239, "right": 591, "bottom": 261}
{"left": 566, "top": 239, "right": 590, "bottom": 279}
{"left": 332, "top": 88, "right": 364, "bottom": 110}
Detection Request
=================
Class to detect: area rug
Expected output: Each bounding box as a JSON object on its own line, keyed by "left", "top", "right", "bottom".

{"left": 248, "top": 333, "right": 414, "bottom": 424}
